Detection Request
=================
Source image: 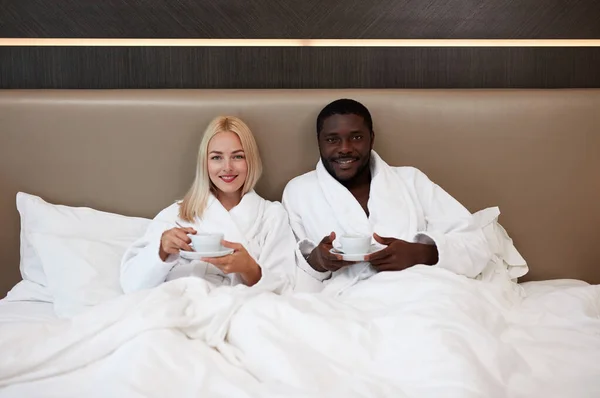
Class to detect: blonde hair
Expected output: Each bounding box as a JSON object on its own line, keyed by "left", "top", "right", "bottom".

{"left": 179, "top": 116, "right": 263, "bottom": 222}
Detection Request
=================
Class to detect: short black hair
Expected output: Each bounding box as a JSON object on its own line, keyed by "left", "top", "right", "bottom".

{"left": 316, "top": 99, "right": 373, "bottom": 135}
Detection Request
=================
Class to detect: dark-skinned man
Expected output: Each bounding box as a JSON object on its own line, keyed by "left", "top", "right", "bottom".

{"left": 283, "top": 99, "right": 495, "bottom": 293}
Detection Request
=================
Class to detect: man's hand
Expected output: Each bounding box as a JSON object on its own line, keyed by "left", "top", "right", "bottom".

{"left": 306, "top": 232, "right": 355, "bottom": 273}
{"left": 365, "top": 233, "right": 438, "bottom": 272}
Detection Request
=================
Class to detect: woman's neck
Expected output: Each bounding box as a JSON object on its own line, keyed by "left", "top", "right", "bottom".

{"left": 217, "top": 190, "right": 242, "bottom": 211}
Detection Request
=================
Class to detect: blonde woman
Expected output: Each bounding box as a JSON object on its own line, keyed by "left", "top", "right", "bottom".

{"left": 120, "top": 116, "right": 297, "bottom": 293}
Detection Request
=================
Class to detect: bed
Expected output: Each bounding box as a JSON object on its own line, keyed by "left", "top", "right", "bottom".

{"left": 0, "top": 89, "right": 599, "bottom": 397}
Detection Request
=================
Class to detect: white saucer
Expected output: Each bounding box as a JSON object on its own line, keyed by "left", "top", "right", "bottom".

{"left": 179, "top": 247, "right": 234, "bottom": 261}
{"left": 329, "top": 244, "right": 385, "bottom": 262}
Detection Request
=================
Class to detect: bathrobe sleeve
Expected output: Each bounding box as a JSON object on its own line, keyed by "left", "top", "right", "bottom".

{"left": 282, "top": 182, "right": 332, "bottom": 284}
{"left": 251, "top": 203, "right": 300, "bottom": 293}
{"left": 409, "top": 168, "right": 493, "bottom": 278}
{"left": 120, "top": 203, "right": 181, "bottom": 293}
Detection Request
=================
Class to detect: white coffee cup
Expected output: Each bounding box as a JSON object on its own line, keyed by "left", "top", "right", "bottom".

{"left": 189, "top": 233, "right": 224, "bottom": 253}
{"left": 339, "top": 234, "right": 371, "bottom": 254}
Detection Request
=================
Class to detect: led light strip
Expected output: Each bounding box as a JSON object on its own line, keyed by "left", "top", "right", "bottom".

{"left": 0, "top": 38, "right": 599, "bottom": 47}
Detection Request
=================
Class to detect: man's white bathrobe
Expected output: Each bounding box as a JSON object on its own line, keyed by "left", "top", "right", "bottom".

{"left": 121, "top": 191, "right": 297, "bottom": 294}
{"left": 282, "top": 151, "right": 527, "bottom": 294}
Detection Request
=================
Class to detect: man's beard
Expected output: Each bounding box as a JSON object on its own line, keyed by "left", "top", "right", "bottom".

{"left": 321, "top": 152, "right": 371, "bottom": 184}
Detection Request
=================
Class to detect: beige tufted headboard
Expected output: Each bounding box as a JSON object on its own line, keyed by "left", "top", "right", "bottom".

{"left": 1, "top": 89, "right": 599, "bottom": 296}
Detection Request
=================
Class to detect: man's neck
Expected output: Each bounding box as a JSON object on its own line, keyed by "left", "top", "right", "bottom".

{"left": 342, "top": 165, "right": 372, "bottom": 216}
{"left": 341, "top": 163, "right": 372, "bottom": 192}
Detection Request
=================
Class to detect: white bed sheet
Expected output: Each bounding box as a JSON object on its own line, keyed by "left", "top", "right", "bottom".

{"left": 0, "top": 300, "right": 57, "bottom": 323}
{"left": 0, "top": 278, "right": 584, "bottom": 324}
{"left": 0, "top": 270, "right": 598, "bottom": 398}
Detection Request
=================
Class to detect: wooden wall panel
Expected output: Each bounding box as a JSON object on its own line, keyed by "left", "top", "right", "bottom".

{"left": 1, "top": 47, "right": 600, "bottom": 89}
{"left": 1, "top": 0, "right": 599, "bottom": 89}
{"left": 1, "top": 0, "right": 600, "bottom": 39}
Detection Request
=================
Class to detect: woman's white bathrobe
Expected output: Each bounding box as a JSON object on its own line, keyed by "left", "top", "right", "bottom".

{"left": 282, "top": 151, "right": 527, "bottom": 294}
{"left": 121, "top": 191, "right": 297, "bottom": 294}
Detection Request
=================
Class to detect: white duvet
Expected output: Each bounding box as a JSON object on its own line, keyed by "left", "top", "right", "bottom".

{"left": 1, "top": 267, "right": 599, "bottom": 398}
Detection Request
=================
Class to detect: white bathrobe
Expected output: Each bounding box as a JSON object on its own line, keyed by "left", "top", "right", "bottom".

{"left": 282, "top": 151, "right": 527, "bottom": 294}
{"left": 121, "top": 191, "right": 296, "bottom": 294}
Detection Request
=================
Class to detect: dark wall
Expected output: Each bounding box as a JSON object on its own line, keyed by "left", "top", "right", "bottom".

{"left": 3, "top": 0, "right": 600, "bottom": 38}
{"left": 1, "top": 0, "right": 600, "bottom": 89}
{"left": 2, "top": 46, "right": 600, "bottom": 89}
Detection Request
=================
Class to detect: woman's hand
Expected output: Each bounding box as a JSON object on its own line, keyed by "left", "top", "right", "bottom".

{"left": 159, "top": 227, "right": 197, "bottom": 262}
{"left": 201, "top": 240, "right": 262, "bottom": 286}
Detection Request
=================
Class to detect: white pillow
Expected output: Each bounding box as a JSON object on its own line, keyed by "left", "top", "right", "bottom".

{"left": 4, "top": 280, "right": 54, "bottom": 303}
{"left": 17, "top": 195, "right": 50, "bottom": 290}
{"left": 16, "top": 192, "right": 150, "bottom": 317}
{"left": 472, "top": 206, "right": 529, "bottom": 282}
